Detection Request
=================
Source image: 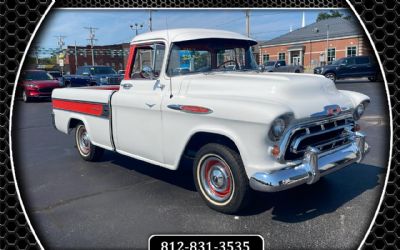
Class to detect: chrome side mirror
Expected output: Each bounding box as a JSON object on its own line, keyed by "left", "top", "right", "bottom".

{"left": 141, "top": 65, "right": 155, "bottom": 79}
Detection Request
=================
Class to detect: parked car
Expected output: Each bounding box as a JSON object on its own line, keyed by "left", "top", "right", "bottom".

{"left": 18, "top": 70, "right": 63, "bottom": 102}
{"left": 260, "top": 60, "right": 304, "bottom": 73}
{"left": 117, "top": 70, "right": 125, "bottom": 77}
{"left": 313, "top": 55, "right": 379, "bottom": 82}
{"left": 52, "top": 28, "right": 369, "bottom": 213}
{"left": 63, "top": 66, "right": 122, "bottom": 87}
{"left": 47, "top": 70, "right": 62, "bottom": 79}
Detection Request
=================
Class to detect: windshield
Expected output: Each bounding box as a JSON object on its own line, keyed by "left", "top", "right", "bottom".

{"left": 90, "top": 67, "right": 116, "bottom": 75}
{"left": 23, "top": 71, "right": 53, "bottom": 81}
{"left": 49, "top": 72, "right": 62, "bottom": 78}
{"left": 264, "top": 61, "right": 275, "bottom": 66}
{"left": 167, "top": 39, "right": 258, "bottom": 76}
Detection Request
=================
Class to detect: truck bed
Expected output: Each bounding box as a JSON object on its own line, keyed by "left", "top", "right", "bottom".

{"left": 52, "top": 87, "right": 118, "bottom": 151}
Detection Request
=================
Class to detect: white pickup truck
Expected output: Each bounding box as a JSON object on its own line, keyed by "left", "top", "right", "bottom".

{"left": 52, "top": 28, "right": 370, "bottom": 213}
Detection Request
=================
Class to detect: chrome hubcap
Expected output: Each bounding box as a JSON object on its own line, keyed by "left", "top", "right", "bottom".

{"left": 199, "top": 155, "right": 233, "bottom": 202}
{"left": 77, "top": 126, "right": 90, "bottom": 155}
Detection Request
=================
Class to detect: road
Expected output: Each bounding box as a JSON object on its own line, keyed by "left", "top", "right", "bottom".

{"left": 12, "top": 80, "right": 390, "bottom": 249}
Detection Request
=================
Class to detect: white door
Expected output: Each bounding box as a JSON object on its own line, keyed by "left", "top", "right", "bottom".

{"left": 292, "top": 56, "right": 301, "bottom": 65}
{"left": 112, "top": 43, "right": 166, "bottom": 164}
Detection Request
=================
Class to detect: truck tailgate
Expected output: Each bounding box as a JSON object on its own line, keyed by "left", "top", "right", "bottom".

{"left": 51, "top": 88, "right": 116, "bottom": 151}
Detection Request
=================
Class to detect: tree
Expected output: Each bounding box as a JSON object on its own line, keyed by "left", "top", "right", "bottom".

{"left": 316, "top": 10, "right": 343, "bottom": 22}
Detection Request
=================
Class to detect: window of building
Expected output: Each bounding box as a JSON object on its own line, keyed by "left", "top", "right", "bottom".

{"left": 278, "top": 52, "right": 285, "bottom": 61}
{"left": 347, "top": 46, "right": 357, "bottom": 57}
{"left": 327, "top": 48, "right": 336, "bottom": 63}
{"left": 263, "top": 54, "right": 269, "bottom": 63}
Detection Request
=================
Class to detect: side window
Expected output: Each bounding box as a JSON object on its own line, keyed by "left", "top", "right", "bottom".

{"left": 344, "top": 57, "right": 356, "bottom": 65}
{"left": 355, "top": 57, "right": 369, "bottom": 64}
{"left": 279, "top": 60, "right": 286, "bottom": 66}
{"left": 130, "top": 43, "right": 166, "bottom": 80}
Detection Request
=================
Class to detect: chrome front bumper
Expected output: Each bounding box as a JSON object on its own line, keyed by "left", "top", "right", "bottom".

{"left": 249, "top": 132, "right": 368, "bottom": 192}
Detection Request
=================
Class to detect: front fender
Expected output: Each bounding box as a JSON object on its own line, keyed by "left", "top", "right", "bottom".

{"left": 339, "top": 90, "right": 370, "bottom": 107}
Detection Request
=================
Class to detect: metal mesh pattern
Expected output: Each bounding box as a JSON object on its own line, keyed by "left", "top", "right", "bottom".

{"left": 1, "top": 0, "right": 52, "bottom": 248}
{"left": 348, "top": 0, "right": 398, "bottom": 248}
{"left": 0, "top": 0, "right": 395, "bottom": 249}
{"left": 54, "top": 0, "right": 346, "bottom": 8}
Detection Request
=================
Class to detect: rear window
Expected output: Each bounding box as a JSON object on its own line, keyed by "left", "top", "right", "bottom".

{"left": 355, "top": 57, "right": 370, "bottom": 64}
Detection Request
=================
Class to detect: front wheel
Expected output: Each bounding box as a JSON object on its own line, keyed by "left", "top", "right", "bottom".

{"left": 193, "top": 143, "right": 251, "bottom": 214}
{"left": 75, "top": 123, "right": 104, "bottom": 161}
{"left": 324, "top": 72, "right": 336, "bottom": 82}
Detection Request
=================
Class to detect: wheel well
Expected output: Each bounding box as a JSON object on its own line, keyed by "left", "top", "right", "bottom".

{"left": 182, "top": 132, "right": 240, "bottom": 159}
{"left": 68, "top": 118, "right": 83, "bottom": 133}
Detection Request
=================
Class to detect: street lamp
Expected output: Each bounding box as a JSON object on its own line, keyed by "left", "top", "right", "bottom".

{"left": 130, "top": 23, "right": 144, "bottom": 36}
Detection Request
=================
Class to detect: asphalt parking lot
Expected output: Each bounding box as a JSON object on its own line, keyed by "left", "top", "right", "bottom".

{"left": 12, "top": 79, "right": 390, "bottom": 249}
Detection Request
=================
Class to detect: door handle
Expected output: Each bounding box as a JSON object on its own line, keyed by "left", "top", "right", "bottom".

{"left": 121, "top": 83, "right": 133, "bottom": 89}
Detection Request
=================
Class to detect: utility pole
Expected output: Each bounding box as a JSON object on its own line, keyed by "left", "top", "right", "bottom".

{"left": 245, "top": 10, "right": 250, "bottom": 37}
{"left": 149, "top": 10, "right": 153, "bottom": 32}
{"left": 326, "top": 24, "right": 330, "bottom": 64}
{"left": 55, "top": 35, "right": 66, "bottom": 74}
{"left": 84, "top": 26, "right": 98, "bottom": 66}
{"left": 130, "top": 23, "right": 144, "bottom": 35}
{"left": 74, "top": 41, "right": 78, "bottom": 73}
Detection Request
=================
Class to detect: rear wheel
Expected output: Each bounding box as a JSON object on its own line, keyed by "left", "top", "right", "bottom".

{"left": 193, "top": 143, "right": 251, "bottom": 214}
{"left": 75, "top": 123, "right": 104, "bottom": 161}
{"left": 324, "top": 72, "right": 336, "bottom": 82}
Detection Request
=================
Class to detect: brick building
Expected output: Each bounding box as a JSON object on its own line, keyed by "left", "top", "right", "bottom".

{"left": 259, "top": 18, "right": 371, "bottom": 72}
{"left": 64, "top": 43, "right": 130, "bottom": 74}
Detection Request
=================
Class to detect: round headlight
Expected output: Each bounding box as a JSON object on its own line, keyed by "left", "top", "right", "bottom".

{"left": 271, "top": 118, "right": 286, "bottom": 138}
{"left": 353, "top": 103, "right": 365, "bottom": 120}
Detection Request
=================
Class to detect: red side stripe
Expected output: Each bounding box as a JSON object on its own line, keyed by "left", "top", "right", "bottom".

{"left": 53, "top": 99, "right": 104, "bottom": 116}
{"left": 180, "top": 105, "right": 212, "bottom": 114}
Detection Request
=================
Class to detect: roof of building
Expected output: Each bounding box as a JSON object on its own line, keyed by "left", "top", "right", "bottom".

{"left": 260, "top": 17, "right": 363, "bottom": 47}
{"left": 131, "top": 28, "right": 256, "bottom": 45}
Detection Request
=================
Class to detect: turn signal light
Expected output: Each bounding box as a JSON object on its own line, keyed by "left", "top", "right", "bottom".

{"left": 354, "top": 123, "right": 361, "bottom": 131}
{"left": 271, "top": 145, "right": 280, "bottom": 157}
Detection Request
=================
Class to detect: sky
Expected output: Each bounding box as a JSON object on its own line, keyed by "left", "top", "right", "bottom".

{"left": 35, "top": 9, "right": 352, "bottom": 55}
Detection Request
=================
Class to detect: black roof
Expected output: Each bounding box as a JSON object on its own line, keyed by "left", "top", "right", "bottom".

{"left": 260, "top": 17, "right": 362, "bottom": 47}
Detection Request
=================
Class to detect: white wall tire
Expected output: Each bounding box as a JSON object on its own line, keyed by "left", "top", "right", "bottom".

{"left": 193, "top": 143, "right": 251, "bottom": 214}
{"left": 75, "top": 123, "right": 104, "bottom": 161}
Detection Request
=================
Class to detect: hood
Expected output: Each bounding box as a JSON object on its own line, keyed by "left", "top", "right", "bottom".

{"left": 23, "top": 80, "right": 60, "bottom": 88}
{"left": 176, "top": 71, "right": 354, "bottom": 119}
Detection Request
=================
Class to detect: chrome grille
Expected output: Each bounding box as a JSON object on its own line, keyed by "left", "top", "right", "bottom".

{"left": 283, "top": 117, "right": 355, "bottom": 161}
{"left": 107, "top": 77, "right": 121, "bottom": 85}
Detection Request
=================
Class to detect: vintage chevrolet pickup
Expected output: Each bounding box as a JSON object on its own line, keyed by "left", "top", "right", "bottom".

{"left": 52, "top": 28, "right": 370, "bottom": 213}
